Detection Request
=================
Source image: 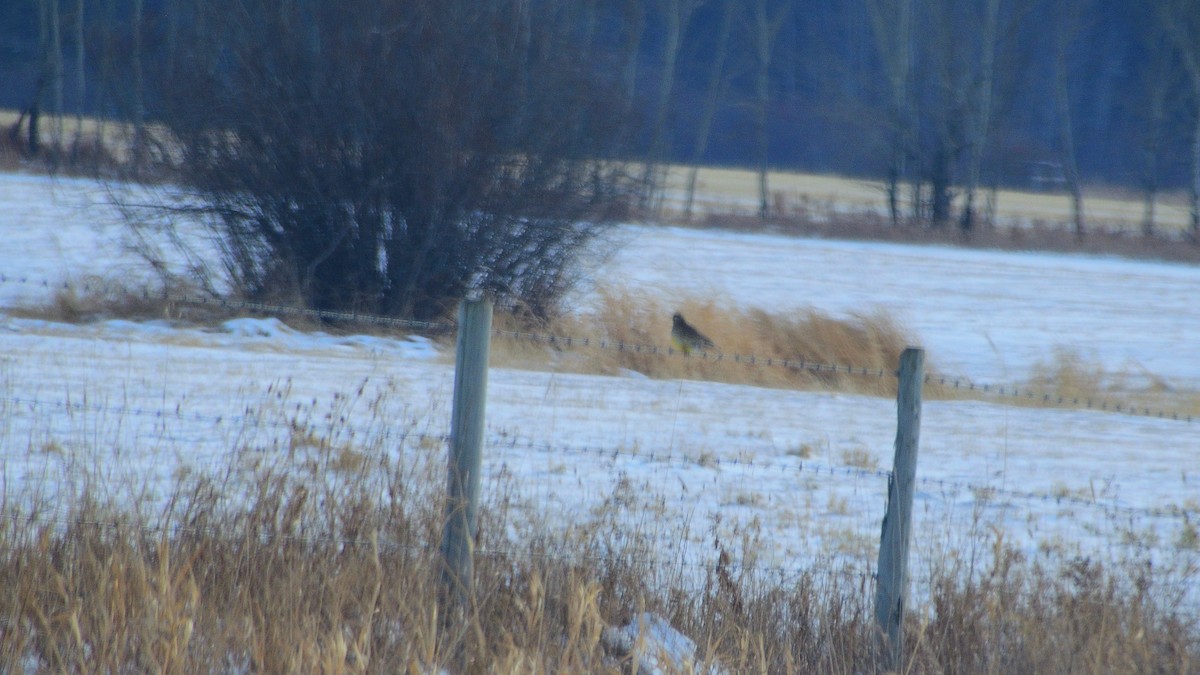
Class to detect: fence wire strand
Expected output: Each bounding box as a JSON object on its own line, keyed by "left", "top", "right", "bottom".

{"left": 0, "top": 506, "right": 877, "bottom": 585}
{"left": 492, "top": 326, "right": 892, "bottom": 380}
{"left": 0, "top": 274, "right": 1196, "bottom": 424}
{"left": 5, "top": 391, "right": 1193, "bottom": 524}
{"left": 923, "top": 374, "right": 1197, "bottom": 422}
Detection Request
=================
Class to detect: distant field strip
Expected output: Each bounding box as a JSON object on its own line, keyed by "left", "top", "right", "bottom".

{"left": 3, "top": 108, "right": 1188, "bottom": 233}
{"left": 0, "top": 109, "right": 173, "bottom": 165}
{"left": 658, "top": 165, "right": 1192, "bottom": 232}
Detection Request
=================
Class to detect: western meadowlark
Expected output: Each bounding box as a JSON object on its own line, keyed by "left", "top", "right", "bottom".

{"left": 671, "top": 312, "right": 715, "bottom": 355}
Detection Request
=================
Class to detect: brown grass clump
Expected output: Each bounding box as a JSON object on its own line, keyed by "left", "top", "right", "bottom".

{"left": 492, "top": 287, "right": 915, "bottom": 395}
{"left": 919, "top": 541, "right": 1200, "bottom": 674}
{"left": 1023, "top": 346, "right": 1200, "bottom": 417}
{"left": 1029, "top": 346, "right": 1110, "bottom": 403}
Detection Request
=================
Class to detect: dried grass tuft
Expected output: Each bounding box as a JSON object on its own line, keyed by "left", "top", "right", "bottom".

{"left": 492, "top": 287, "right": 915, "bottom": 396}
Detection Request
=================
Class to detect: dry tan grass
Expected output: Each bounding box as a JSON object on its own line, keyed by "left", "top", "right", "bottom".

{"left": 495, "top": 293, "right": 1200, "bottom": 417}
{"left": 19, "top": 279, "right": 1199, "bottom": 418}
{"left": 0, "top": 367, "right": 1195, "bottom": 672}
{"left": 492, "top": 288, "right": 914, "bottom": 396}
{"left": 1, "top": 448, "right": 1196, "bottom": 673}
{"left": 1018, "top": 347, "right": 1200, "bottom": 418}
{"left": 1029, "top": 347, "right": 1110, "bottom": 403}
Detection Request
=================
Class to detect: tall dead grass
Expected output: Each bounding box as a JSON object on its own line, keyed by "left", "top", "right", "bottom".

{"left": 1023, "top": 346, "right": 1200, "bottom": 417}
{"left": 1, "top": 452, "right": 1196, "bottom": 673}
{"left": 494, "top": 288, "right": 914, "bottom": 396}
{"left": 21, "top": 279, "right": 1200, "bottom": 420}
{"left": 0, "top": 377, "right": 1196, "bottom": 672}
{"left": 31, "top": 279, "right": 1200, "bottom": 420}
{"left": 18, "top": 277, "right": 911, "bottom": 398}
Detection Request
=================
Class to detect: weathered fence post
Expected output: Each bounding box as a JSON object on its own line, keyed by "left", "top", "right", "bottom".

{"left": 441, "top": 294, "right": 493, "bottom": 616}
{"left": 875, "top": 346, "right": 924, "bottom": 672}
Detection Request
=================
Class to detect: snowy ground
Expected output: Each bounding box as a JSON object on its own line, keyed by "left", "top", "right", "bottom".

{"left": 1, "top": 172, "right": 1197, "bottom": 608}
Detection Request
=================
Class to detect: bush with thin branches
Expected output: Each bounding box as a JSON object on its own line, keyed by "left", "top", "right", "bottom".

{"left": 155, "top": 0, "right": 640, "bottom": 320}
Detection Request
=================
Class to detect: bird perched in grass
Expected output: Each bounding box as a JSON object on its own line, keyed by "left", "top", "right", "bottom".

{"left": 671, "top": 312, "right": 715, "bottom": 355}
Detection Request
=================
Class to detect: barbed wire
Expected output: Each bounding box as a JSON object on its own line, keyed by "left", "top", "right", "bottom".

{"left": 3, "top": 377, "right": 1197, "bottom": 526}
{"left": 0, "top": 274, "right": 455, "bottom": 333}
{"left": 923, "top": 373, "right": 1197, "bottom": 423}
{"left": 3, "top": 388, "right": 1194, "bottom": 587}
{"left": 0, "top": 273, "right": 892, "bottom": 377}
{"left": 173, "top": 292, "right": 456, "bottom": 334}
{"left": 1, "top": 273, "right": 1195, "bottom": 423}
{"left": 0, "top": 506, "right": 877, "bottom": 584}
{"left": 487, "top": 430, "right": 1195, "bottom": 522}
{"left": 485, "top": 429, "right": 894, "bottom": 481}
{"left": 910, "top": 474, "right": 1193, "bottom": 521}
{"left": 492, "top": 327, "right": 892, "bottom": 379}
{"left": 0, "top": 394, "right": 453, "bottom": 467}
{"left": 489, "top": 323, "right": 1198, "bottom": 423}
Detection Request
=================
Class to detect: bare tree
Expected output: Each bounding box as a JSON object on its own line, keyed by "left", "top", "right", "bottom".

{"left": 864, "top": 0, "right": 915, "bottom": 227}
{"left": 683, "top": 0, "right": 735, "bottom": 220}
{"left": 867, "top": 0, "right": 1022, "bottom": 230}
{"left": 749, "top": 0, "right": 790, "bottom": 219}
{"left": 918, "top": 0, "right": 969, "bottom": 228}
{"left": 130, "top": 0, "right": 144, "bottom": 160}
{"left": 620, "top": 0, "right": 648, "bottom": 112}
{"left": 23, "top": 0, "right": 52, "bottom": 156}
{"left": 958, "top": 0, "right": 1001, "bottom": 232}
{"left": 1133, "top": 7, "right": 1180, "bottom": 237}
{"left": 93, "top": 0, "right": 116, "bottom": 151}
{"left": 157, "top": 0, "right": 641, "bottom": 320}
{"left": 644, "top": 0, "right": 707, "bottom": 209}
{"left": 1161, "top": 0, "right": 1200, "bottom": 239}
{"left": 1053, "top": 0, "right": 1087, "bottom": 239}
{"left": 49, "top": 0, "right": 64, "bottom": 150}
{"left": 73, "top": 0, "right": 84, "bottom": 145}
{"left": 867, "top": 0, "right": 961, "bottom": 228}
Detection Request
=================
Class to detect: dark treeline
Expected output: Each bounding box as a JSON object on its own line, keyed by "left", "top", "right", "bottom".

{"left": 4, "top": 0, "right": 1200, "bottom": 231}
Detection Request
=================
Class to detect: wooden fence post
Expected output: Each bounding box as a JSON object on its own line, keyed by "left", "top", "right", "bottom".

{"left": 874, "top": 346, "right": 924, "bottom": 672}
{"left": 441, "top": 294, "right": 493, "bottom": 616}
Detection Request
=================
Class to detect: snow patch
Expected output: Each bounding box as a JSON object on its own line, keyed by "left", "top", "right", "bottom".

{"left": 221, "top": 317, "right": 297, "bottom": 339}
{"left": 602, "top": 613, "right": 726, "bottom": 675}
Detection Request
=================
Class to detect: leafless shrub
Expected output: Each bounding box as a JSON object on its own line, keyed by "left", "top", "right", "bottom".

{"left": 153, "top": 0, "right": 641, "bottom": 322}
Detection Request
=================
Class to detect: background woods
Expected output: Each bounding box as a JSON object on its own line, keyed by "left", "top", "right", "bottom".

{"left": 6, "top": 0, "right": 1200, "bottom": 315}
{"left": 5, "top": 0, "right": 1199, "bottom": 193}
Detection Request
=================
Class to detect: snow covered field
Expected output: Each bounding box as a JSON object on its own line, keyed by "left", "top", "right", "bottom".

{"left": 1, "top": 172, "right": 1197, "bottom": 605}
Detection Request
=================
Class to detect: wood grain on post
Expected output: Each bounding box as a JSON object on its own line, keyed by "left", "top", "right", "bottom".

{"left": 875, "top": 346, "right": 924, "bottom": 672}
